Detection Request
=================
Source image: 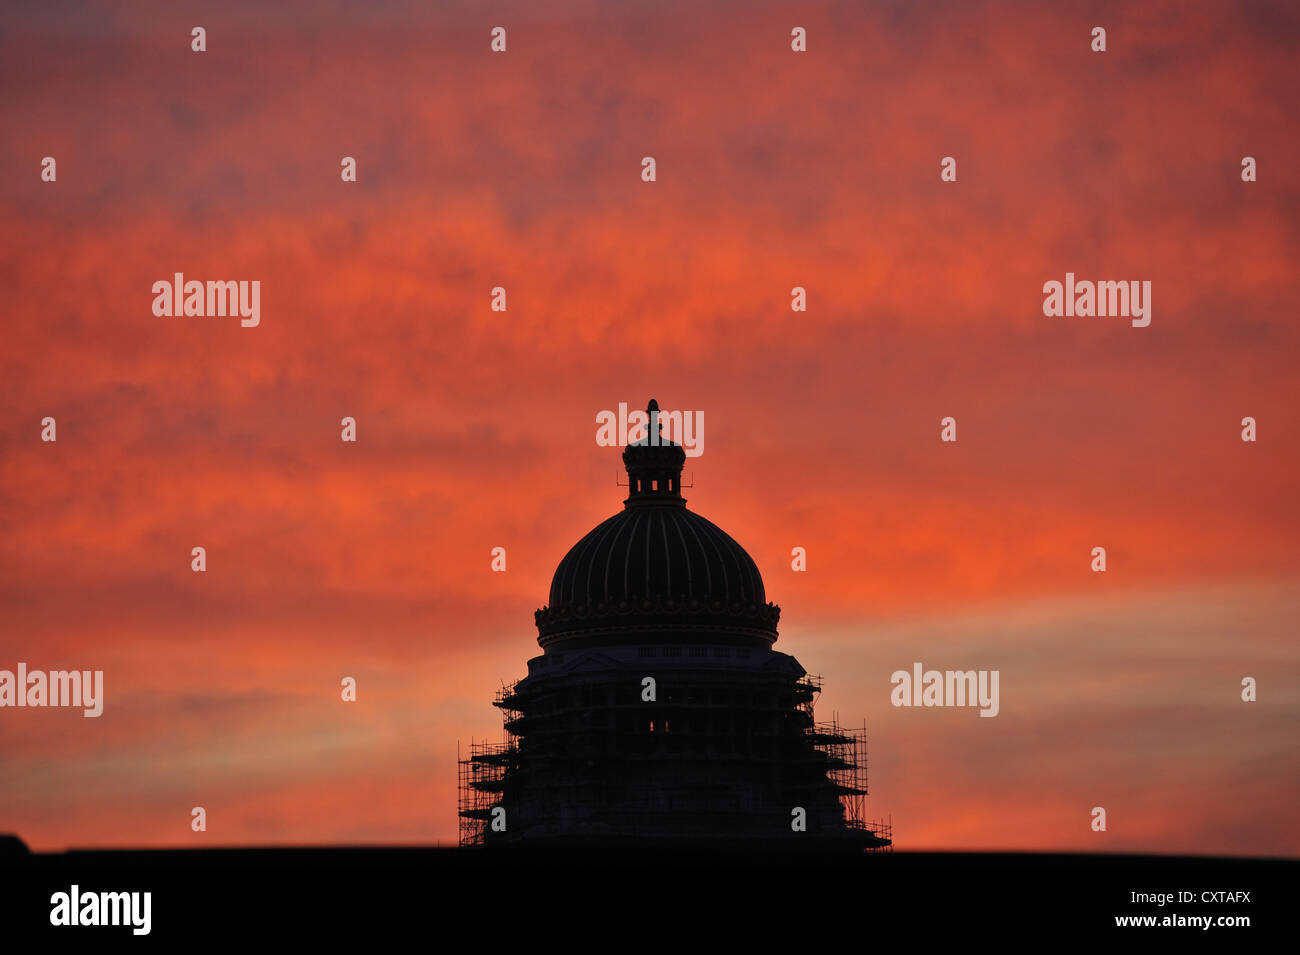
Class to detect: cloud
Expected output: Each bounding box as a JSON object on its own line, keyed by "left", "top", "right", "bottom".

{"left": 0, "top": 0, "right": 1296, "bottom": 852}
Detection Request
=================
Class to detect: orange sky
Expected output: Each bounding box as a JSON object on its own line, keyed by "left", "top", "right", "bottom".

{"left": 1, "top": 0, "right": 1297, "bottom": 856}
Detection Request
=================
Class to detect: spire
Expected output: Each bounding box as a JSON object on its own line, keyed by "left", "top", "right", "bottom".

{"left": 622, "top": 398, "right": 686, "bottom": 507}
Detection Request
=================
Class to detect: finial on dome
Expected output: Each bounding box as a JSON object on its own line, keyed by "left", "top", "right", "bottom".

{"left": 622, "top": 398, "right": 686, "bottom": 507}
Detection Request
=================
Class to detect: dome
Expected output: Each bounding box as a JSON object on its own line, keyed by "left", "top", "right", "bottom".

{"left": 534, "top": 400, "right": 780, "bottom": 648}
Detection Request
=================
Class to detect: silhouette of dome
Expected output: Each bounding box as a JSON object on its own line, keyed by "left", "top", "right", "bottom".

{"left": 535, "top": 400, "right": 780, "bottom": 648}
{"left": 462, "top": 399, "right": 890, "bottom": 852}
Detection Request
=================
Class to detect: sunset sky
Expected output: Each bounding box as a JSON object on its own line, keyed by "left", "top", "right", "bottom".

{"left": 1, "top": 0, "right": 1297, "bottom": 856}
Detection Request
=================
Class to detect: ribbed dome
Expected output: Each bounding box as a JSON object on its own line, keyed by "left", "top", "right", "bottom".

{"left": 535, "top": 400, "right": 780, "bottom": 648}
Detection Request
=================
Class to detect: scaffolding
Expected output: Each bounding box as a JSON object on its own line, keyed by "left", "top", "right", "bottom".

{"left": 457, "top": 738, "right": 513, "bottom": 846}
{"left": 807, "top": 714, "right": 891, "bottom": 851}
{"left": 800, "top": 674, "right": 892, "bottom": 851}
{"left": 458, "top": 672, "right": 893, "bottom": 851}
{"left": 456, "top": 682, "right": 521, "bottom": 846}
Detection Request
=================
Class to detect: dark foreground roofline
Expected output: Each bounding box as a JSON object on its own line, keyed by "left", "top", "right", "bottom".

{"left": 3, "top": 836, "right": 1291, "bottom": 943}
{"left": 3, "top": 837, "right": 1294, "bottom": 868}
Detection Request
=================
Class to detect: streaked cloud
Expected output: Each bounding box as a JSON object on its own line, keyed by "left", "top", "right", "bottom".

{"left": 0, "top": 0, "right": 1296, "bottom": 853}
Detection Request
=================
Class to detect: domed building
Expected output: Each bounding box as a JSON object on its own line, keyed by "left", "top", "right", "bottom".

{"left": 458, "top": 402, "right": 890, "bottom": 851}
